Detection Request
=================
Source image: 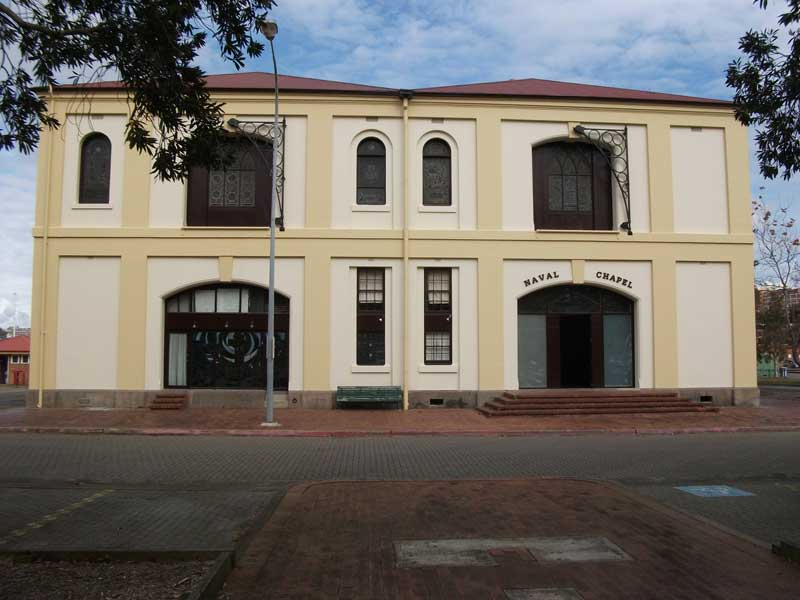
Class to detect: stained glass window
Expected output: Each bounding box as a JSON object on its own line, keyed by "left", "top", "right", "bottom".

{"left": 209, "top": 143, "right": 257, "bottom": 208}
{"left": 356, "top": 137, "right": 386, "bottom": 205}
{"left": 78, "top": 133, "right": 111, "bottom": 204}
{"left": 422, "top": 138, "right": 452, "bottom": 206}
{"left": 546, "top": 144, "right": 593, "bottom": 213}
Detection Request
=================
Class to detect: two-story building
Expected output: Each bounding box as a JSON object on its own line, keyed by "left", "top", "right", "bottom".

{"left": 27, "top": 73, "right": 757, "bottom": 409}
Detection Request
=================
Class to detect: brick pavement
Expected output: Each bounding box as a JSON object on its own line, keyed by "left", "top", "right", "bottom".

{"left": 2, "top": 404, "right": 800, "bottom": 436}
{"left": 220, "top": 479, "right": 800, "bottom": 599}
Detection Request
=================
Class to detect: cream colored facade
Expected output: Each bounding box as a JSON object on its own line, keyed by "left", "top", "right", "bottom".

{"left": 28, "top": 80, "right": 758, "bottom": 409}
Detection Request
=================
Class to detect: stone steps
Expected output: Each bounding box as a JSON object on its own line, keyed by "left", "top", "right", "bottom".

{"left": 479, "top": 389, "right": 718, "bottom": 417}
{"left": 150, "top": 393, "right": 188, "bottom": 411}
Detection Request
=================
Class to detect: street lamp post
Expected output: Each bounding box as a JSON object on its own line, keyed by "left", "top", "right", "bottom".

{"left": 261, "top": 18, "right": 280, "bottom": 426}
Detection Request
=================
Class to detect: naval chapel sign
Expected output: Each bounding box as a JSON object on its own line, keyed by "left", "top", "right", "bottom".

{"left": 522, "top": 270, "right": 634, "bottom": 289}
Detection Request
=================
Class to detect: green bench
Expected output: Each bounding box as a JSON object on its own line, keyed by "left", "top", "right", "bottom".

{"left": 336, "top": 386, "right": 402, "bottom": 409}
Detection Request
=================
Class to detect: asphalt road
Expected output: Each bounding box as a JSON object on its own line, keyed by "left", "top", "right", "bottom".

{"left": 0, "top": 431, "right": 799, "bottom": 550}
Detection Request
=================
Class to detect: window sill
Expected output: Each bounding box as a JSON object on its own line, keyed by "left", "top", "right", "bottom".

{"left": 72, "top": 204, "right": 114, "bottom": 210}
{"left": 351, "top": 364, "right": 391, "bottom": 374}
{"left": 351, "top": 203, "right": 391, "bottom": 213}
{"left": 418, "top": 205, "right": 456, "bottom": 213}
{"left": 418, "top": 363, "right": 458, "bottom": 373}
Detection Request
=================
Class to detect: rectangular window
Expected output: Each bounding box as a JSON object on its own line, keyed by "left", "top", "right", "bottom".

{"left": 424, "top": 268, "right": 452, "bottom": 364}
{"left": 167, "top": 333, "right": 188, "bottom": 387}
{"left": 356, "top": 268, "right": 385, "bottom": 365}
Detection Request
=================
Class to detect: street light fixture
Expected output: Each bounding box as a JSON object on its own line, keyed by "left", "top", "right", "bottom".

{"left": 229, "top": 18, "right": 281, "bottom": 426}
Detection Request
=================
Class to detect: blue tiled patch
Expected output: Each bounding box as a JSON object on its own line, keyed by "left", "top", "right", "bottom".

{"left": 675, "top": 485, "right": 755, "bottom": 498}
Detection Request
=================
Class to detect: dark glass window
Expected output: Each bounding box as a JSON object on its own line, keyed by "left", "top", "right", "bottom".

{"left": 532, "top": 141, "right": 612, "bottom": 230}
{"left": 356, "top": 137, "right": 386, "bottom": 205}
{"left": 422, "top": 138, "right": 452, "bottom": 206}
{"left": 78, "top": 133, "right": 111, "bottom": 204}
{"left": 187, "top": 140, "right": 272, "bottom": 226}
{"left": 163, "top": 284, "right": 289, "bottom": 390}
{"left": 424, "top": 268, "right": 452, "bottom": 364}
{"left": 356, "top": 268, "right": 385, "bottom": 365}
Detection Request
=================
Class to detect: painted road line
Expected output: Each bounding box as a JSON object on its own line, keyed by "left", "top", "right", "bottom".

{"left": 675, "top": 485, "right": 755, "bottom": 497}
{"left": 0, "top": 488, "right": 114, "bottom": 546}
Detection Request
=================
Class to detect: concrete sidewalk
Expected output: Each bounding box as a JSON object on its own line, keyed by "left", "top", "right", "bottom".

{"left": 2, "top": 405, "right": 800, "bottom": 437}
{"left": 220, "top": 479, "right": 800, "bottom": 599}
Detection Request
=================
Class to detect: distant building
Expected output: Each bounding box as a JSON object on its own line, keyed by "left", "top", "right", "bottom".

{"left": 0, "top": 335, "right": 30, "bottom": 385}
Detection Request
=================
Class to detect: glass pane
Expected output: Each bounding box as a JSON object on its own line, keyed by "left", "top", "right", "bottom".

{"left": 426, "top": 269, "right": 451, "bottom": 306}
{"left": 423, "top": 139, "right": 450, "bottom": 157}
{"left": 425, "top": 332, "right": 451, "bottom": 363}
{"left": 548, "top": 176, "right": 563, "bottom": 210}
{"left": 563, "top": 176, "right": 577, "bottom": 211}
{"left": 167, "top": 333, "right": 187, "bottom": 386}
{"left": 357, "top": 155, "right": 385, "bottom": 188}
{"left": 518, "top": 314, "right": 547, "bottom": 388}
{"left": 80, "top": 135, "right": 111, "bottom": 204}
{"left": 216, "top": 288, "right": 240, "bottom": 313}
{"left": 549, "top": 287, "right": 602, "bottom": 313}
{"left": 356, "top": 331, "right": 385, "bottom": 365}
{"left": 358, "top": 269, "right": 384, "bottom": 305}
{"left": 166, "top": 297, "right": 179, "bottom": 313}
{"left": 422, "top": 157, "right": 451, "bottom": 206}
{"left": 603, "top": 314, "right": 633, "bottom": 387}
{"left": 194, "top": 289, "right": 215, "bottom": 312}
{"left": 603, "top": 291, "right": 632, "bottom": 314}
{"left": 246, "top": 288, "right": 268, "bottom": 313}
{"left": 178, "top": 292, "right": 192, "bottom": 313}
{"left": 577, "top": 175, "right": 592, "bottom": 212}
{"left": 356, "top": 187, "right": 386, "bottom": 205}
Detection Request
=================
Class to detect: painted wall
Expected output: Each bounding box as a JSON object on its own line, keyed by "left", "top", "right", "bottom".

{"left": 331, "top": 117, "right": 403, "bottom": 229}
{"left": 408, "top": 259, "right": 478, "bottom": 391}
{"left": 671, "top": 127, "right": 729, "bottom": 234}
{"left": 676, "top": 262, "right": 733, "bottom": 387}
{"left": 61, "top": 115, "right": 126, "bottom": 227}
{"left": 56, "top": 257, "right": 120, "bottom": 388}
{"left": 330, "top": 259, "right": 403, "bottom": 388}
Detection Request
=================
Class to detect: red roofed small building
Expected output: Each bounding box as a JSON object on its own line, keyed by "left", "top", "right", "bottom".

{"left": 0, "top": 335, "right": 30, "bottom": 386}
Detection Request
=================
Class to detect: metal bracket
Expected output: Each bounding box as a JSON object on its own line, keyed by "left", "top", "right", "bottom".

{"left": 227, "top": 118, "right": 287, "bottom": 230}
{"left": 574, "top": 125, "right": 632, "bottom": 235}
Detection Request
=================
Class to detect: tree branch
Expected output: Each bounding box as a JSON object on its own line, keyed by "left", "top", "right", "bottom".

{"left": 0, "top": 3, "right": 100, "bottom": 36}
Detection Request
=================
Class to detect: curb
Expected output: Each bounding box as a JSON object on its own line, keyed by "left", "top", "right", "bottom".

{"left": 1, "top": 424, "right": 800, "bottom": 437}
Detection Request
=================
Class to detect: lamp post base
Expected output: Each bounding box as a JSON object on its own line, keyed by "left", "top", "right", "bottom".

{"left": 261, "top": 421, "right": 282, "bottom": 428}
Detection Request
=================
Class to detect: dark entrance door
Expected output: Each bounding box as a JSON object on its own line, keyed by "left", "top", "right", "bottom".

{"left": 518, "top": 285, "right": 634, "bottom": 389}
{"left": 559, "top": 315, "right": 592, "bottom": 387}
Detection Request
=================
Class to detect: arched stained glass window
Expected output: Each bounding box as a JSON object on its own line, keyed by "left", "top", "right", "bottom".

{"left": 78, "top": 133, "right": 111, "bottom": 204}
{"left": 356, "top": 137, "right": 386, "bottom": 205}
{"left": 422, "top": 138, "right": 452, "bottom": 206}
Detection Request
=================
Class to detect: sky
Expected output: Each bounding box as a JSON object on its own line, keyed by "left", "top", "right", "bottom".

{"left": 1, "top": 0, "right": 798, "bottom": 329}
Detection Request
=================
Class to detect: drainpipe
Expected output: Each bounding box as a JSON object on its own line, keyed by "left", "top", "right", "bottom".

{"left": 37, "top": 85, "right": 55, "bottom": 408}
{"left": 400, "top": 90, "right": 413, "bottom": 410}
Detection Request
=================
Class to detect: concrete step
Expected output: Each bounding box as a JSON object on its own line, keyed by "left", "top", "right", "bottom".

{"left": 150, "top": 393, "right": 188, "bottom": 410}
{"left": 484, "top": 400, "right": 701, "bottom": 412}
{"left": 494, "top": 395, "right": 683, "bottom": 407}
{"left": 477, "top": 405, "right": 718, "bottom": 417}
{"left": 503, "top": 389, "right": 678, "bottom": 400}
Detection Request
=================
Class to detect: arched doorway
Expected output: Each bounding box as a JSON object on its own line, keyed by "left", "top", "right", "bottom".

{"left": 517, "top": 284, "right": 634, "bottom": 389}
{"left": 163, "top": 283, "right": 289, "bottom": 390}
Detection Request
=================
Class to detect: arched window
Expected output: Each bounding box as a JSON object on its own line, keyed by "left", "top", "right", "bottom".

{"left": 164, "top": 284, "right": 289, "bottom": 389}
{"left": 187, "top": 139, "right": 272, "bottom": 226}
{"left": 422, "top": 138, "right": 452, "bottom": 206}
{"left": 78, "top": 133, "right": 111, "bottom": 204}
{"left": 356, "top": 137, "right": 386, "bottom": 205}
{"left": 532, "top": 141, "right": 612, "bottom": 230}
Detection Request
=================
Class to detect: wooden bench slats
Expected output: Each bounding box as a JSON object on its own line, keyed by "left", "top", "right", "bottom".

{"left": 336, "top": 386, "right": 402, "bottom": 408}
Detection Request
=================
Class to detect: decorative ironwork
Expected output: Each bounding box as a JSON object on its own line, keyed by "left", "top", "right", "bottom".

{"left": 573, "top": 125, "right": 632, "bottom": 235}
{"left": 226, "top": 119, "right": 287, "bottom": 230}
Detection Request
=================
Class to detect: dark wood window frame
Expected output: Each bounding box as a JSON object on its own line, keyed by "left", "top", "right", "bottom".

{"left": 356, "top": 268, "right": 386, "bottom": 366}
{"left": 163, "top": 283, "right": 290, "bottom": 390}
{"left": 356, "top": 137, "right": 387, "bottom": 205}
{"left": 78, "top": 133, "right": 112, "bottom": 204}
{"left": 532, "top": 141, "right": 613, "bottom": 231}
{"left": 186, "top": 138, "right": 272, "bottom": 227}
{"left": 422, "top": 138, "right": 452, "bottom": 206}
{"left": 424, "top": 268, "right": 453, "bottom": 365}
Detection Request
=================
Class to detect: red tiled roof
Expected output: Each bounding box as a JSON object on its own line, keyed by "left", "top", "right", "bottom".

{"left": 54, "top": 72, "right": 728, "bottom": 106}
{"left": 0, "top": 335, "right": 30, "bottom": 353}
{"left": 59, "top": 72, "right": 396, "bottom": 94}
{"left": 413, "top": 77, "right": 729, "bottom": 105}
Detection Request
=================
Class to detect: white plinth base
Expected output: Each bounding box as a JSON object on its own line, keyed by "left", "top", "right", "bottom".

{"left": 261, "top": 421, "right": 282, "bottom": 427}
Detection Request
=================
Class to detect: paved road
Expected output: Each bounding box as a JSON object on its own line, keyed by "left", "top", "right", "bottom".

{"left": 0, "top": 432, "right": 799, "bottom": 550}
